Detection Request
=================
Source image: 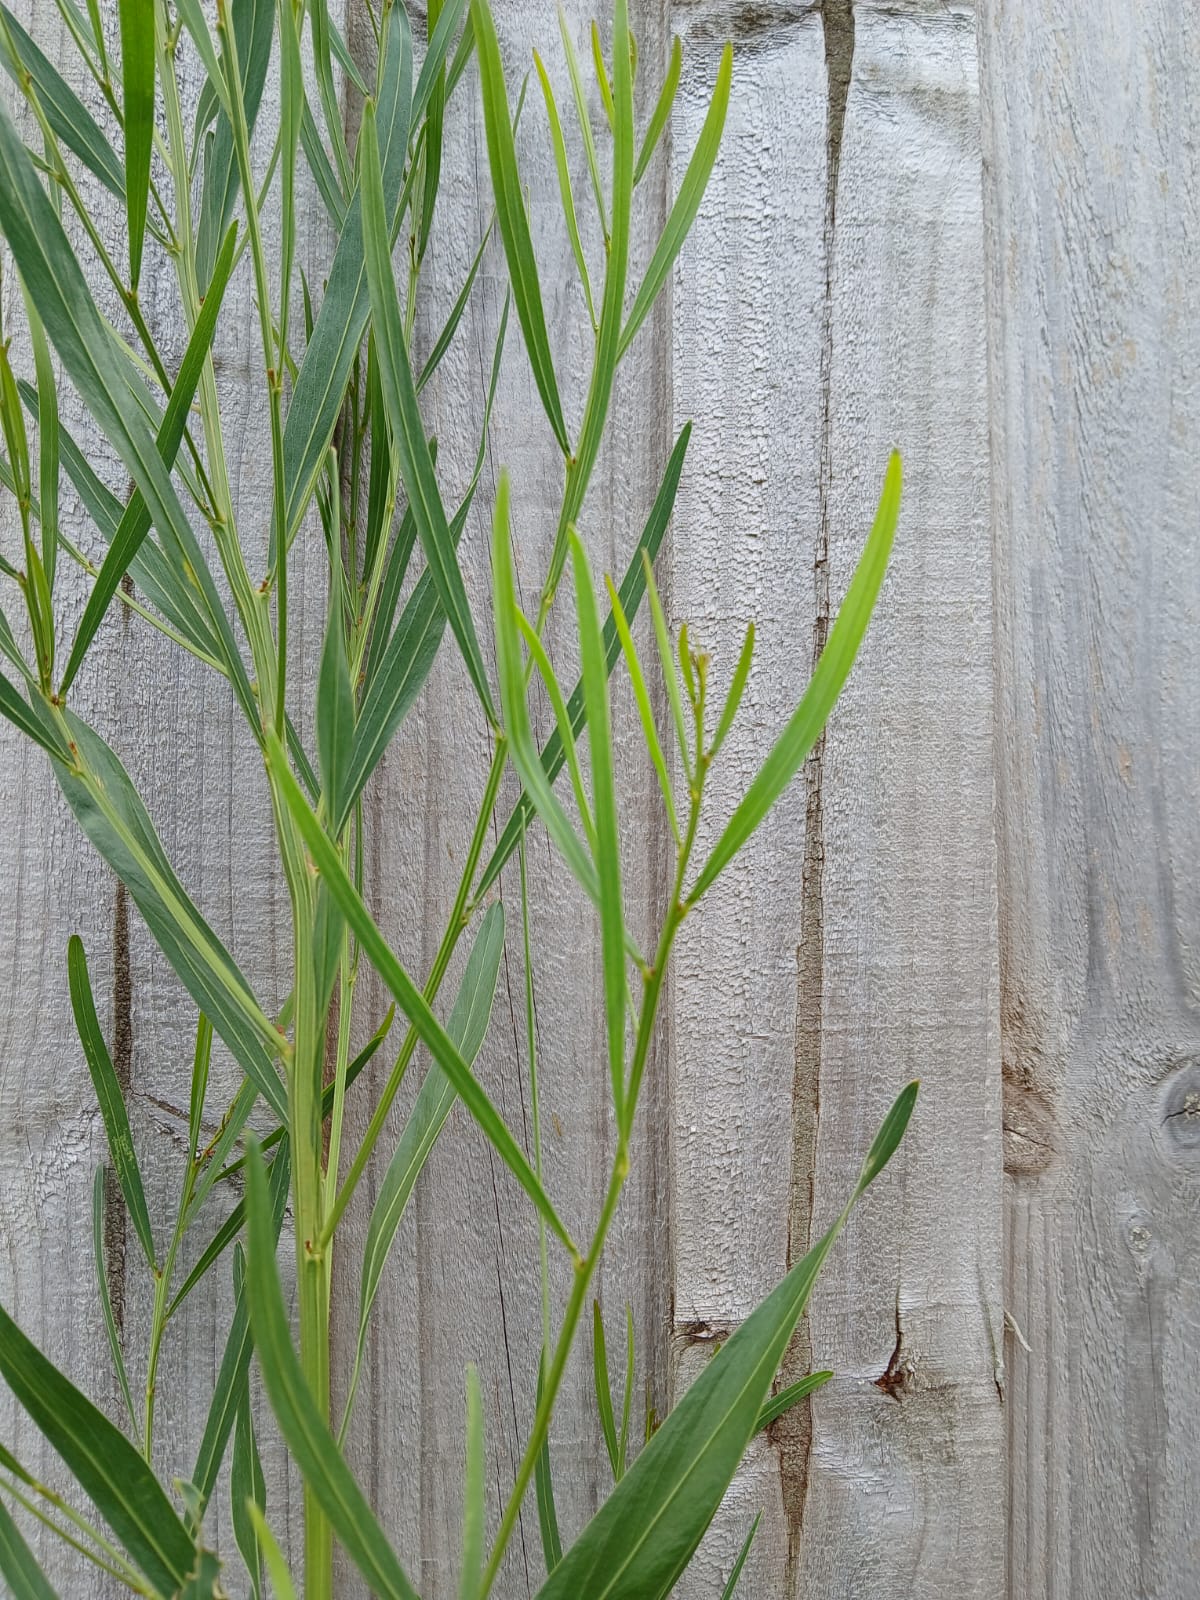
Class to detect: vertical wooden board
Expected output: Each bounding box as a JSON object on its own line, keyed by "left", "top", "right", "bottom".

{"left": 667, "top": 3, "right": 827, "bottom": 1592}
{"left": 0, "top": 1, "right": 342, "bottom": 1586}
{"left": 671, "top": 2, "right": 1004, "bottom": 1595}
{"left": 333, "top": 4, "right": 677, "bottom": 1595}
{"left": 796, "top": 5, "right": 1004, "bottom": 1597}
{"left": 980, "top": 2, "right": 1200, "bottom": 1596}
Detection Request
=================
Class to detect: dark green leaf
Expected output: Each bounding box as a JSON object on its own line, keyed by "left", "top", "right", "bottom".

{"left": 117, "top": 0, "right": 153, "bottom": 288}
{"left": 0, "top": 1494, "right": 59, "bottom": 1600}
{"left": 194, "top": 0, "right": 272, "bottom": 290}
{"left": 359, "top": 100, "right": 496, "bottom": 723}
{"left": 61, "top": 224, "right": 239, "bottom": 695}
{"left": 534, "top": 1353, "right": 562, "bottom": 1576}
{"left": 0, "top": 1303, "right": 196, "bottom": 1595}
{"left": 720, "top": 1512, "right": 761, "bottom": 1600}
{"left": 753, "top": 1370, "right": 832, "bottom": 1434}
{"left": 593, "top": 1301, "right": 620, "bottom": 1480}
{"left": 532, "top": 1084, "right": 917, "bottom": 1600}
{"left": 91, "top": 1167, "right": 139, "bottom": 1438}
{"left": 231, "top": 1246, "right": 266, "bottom": 1600}
{"left": 244, "top": 1142, "right": 421, "bottom": 1600}
{"left": 470, "top": 0, "right": 569, "bottom": 455}
{"left": 68, "top": 935, "right": 154, "bottom": 1267}
{"left": 316, "top": 569, "right": 354, "bottom": 823}
{"left": 0, "top": 5, "right": 123, "bottom": 196}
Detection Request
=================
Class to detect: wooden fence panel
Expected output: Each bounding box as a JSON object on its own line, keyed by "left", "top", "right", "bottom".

{"left": 981, "top": 3, "right": 1200, "bottom": 1595}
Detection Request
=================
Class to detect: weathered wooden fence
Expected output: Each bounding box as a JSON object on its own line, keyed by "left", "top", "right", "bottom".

{"left": 1, "top": 1, "right": 1196, "bottom": 1596}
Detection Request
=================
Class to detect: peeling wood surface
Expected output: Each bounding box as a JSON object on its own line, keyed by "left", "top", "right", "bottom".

{"left": 0, "top": 2, "right": 1196, "bottom": 1599}
{"left": 981, "top": 2, "right": 1200, "bottom": 1596}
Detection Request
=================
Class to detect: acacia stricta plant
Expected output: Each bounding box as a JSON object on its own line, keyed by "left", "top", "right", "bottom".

{"left": 0, "top": 2, "right": 911, "bottom": 1596}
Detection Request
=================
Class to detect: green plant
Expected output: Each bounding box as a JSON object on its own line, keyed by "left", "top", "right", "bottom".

{"left": 0, "top": 2, "right": 910, "bottom": 1597}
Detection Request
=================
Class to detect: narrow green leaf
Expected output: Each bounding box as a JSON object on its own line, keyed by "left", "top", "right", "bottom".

{"left": 187, "top": 1014, "right": 213, "bottom": 1174}
{"left": 0, "top": 1303, "right": 196, "bottom": 1595}
{"left": 194, "top": 0, "right": 272, "bottom": 290}
{"left": 248, "top": 1506, "right": 297, "bottom": 1600}
{"left": 593, "top": 1301, "right": 620, "bottom": 1480}
{"left": 516, "top": 610, "right": 595, "bottom": 849}
{"left": 690, "top": 453, "right": 901, "bottom": 904}
{"left": 413, "top": 0, "right": 468, "bottom": 128}
{"left": 532, "top": 1083, "right": 917, "bottom": 1600}
{"left": 117, "top": 0, "right": 153, "bottom": 288}
{"left": 475, "top": 422, "right": 691, "bottom": 900}
{"left": 189, "top": 1147, "right": 289, "bottom": 1519}
{"left": 244, "top": 1142, "right": 421, "bottom": 1600}
{"left": 174, "top": 0, "right": 228, "bottom": 120}
{"left": 90, "top": 1169, "right": 139, "bottom": 1438}
{"left": 557, "top": 7, "right": 607, "bottom": 234}
{"left": 569, "top": 529, "right": 627, "bottom": 1117}
{"left": 492, "top": 475, "right": 598, "bottom": 903}
{"left": 316, "top": 570, "right": 354, "bottom": 823}
{"left": 633, "top": 35, "right": 680, "bottom": 186}
{"left": 534, "top": 1353, "right": 562, "bottom": 1575}
{"left": 460, "top": 1365, "right": 485, "bottom": 1600}
{"left": 709, "top": 621, "right": 754, "bottom": 762}
{"left": 533, "top": 49, "right": 595, "bottom": 328}
{"left": 283, "top": 4, "right": 412, "bottom": 540}
{"left": 606, "top": 576, "right": 679, "bottom": 840}
{"left": 0, "top": 100, "right": 255, "bottom": 720}
{"left": 0, "top": 1495, "right": 59, "bottom": 1600}
{"left": 359, "top": 100, "right": 496, "bottom": 723}
{"left": 753, "top": 1370, "right": 832, "bottom": 1435}
{"left": 642, "top": 550, "right": 690, "bottom": 777}
{"left": 61, "top": 224, "right": 239, "bottom": 696}
{"left": 416, "top": 217, "right": 492, "bottom": 392}
{"left": 0, "top": 4, "right": 122, "bottom": 196}
{"left": 267, "top": 731, "right": 577, "bottom": 1256}
{"left": 720, "top": 1512, "right": 761, "bottom": 1600}
{"left": 417, "top": 0, "right": 446, "bottom": 264}
{"left": 309, "top": 0, "right": 352, "bottom": 189}
{"left": 56, "top": 713, "right": 288, "bottom": 1123}
{"left": 327, "top": 11, "right": 369, "bottom": 97}
{"left": 348, "top": 906, "right": 505, "bottom": 1428}
{"left": 0, "top": 671, "right": 66, "bottom": 760}
{"left": 22, "top": 290, "right": 58, "bottom": 589}
{"left": 231, "top": 1246, "right": 266, "bottom": 1600}
{"left": 68, "top": 935, "right": 155, "bottom": 1267}
{"left": 299, "top": 97, "right": 346, "bottom": 226}
{"left": 619, "top": 43, "right": 732, "bottom": 360}
{"left": 471, "top": 0, "right": 570, "bottom": 454}
{"left": 590, "top": 21, "right": 615, "bottom": 129}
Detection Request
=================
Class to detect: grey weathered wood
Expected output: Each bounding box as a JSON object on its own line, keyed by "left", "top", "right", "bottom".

{"left": 981, "top": 3, "right": 1200, "bottom": 1596}
{"left": 669, "top": 3, "right": 1004, "bottom": 1594}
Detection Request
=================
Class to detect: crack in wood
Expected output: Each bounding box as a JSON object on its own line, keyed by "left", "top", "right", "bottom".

{"left": 779, "top": 0, "right": 855, "bottom": 1571}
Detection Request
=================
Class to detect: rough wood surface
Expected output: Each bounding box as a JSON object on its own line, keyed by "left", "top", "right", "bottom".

{"left": 981, "top": 3, "right": 1200, "bottom": 1596}
{"left": 668, "top": 2, "right": 1004, "bottom": 1595}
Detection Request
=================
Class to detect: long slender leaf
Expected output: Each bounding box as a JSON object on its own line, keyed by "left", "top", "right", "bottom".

{"left": 534, "top": 1353, "right": 562, "bottom": 1576}
{"left": 22, "top": 291, "right": 58, "bottom": 589}
{"left": 359, "top": 100, "right": 496, "bottom": 723}
{"left": 593, "top": 1301, "right": 620, "bottom": 1480}
{"left": 90, "top": 1168, "right": 140, "bottom": 1438}
{"left": 0, "top": 1495, "right": 59, "bottom": 1600}
{"left": 492, "top": 474, "right": 598, "bottom": 902}
{"left": 606, "top": 576, "right": 678, "bottom": 840}
{"left": 0, "top": 1302, "right": 197, "bottom": 1595}
{"left": 690, "top": 453, "right": 901, "bottom": 903}
{"left": 0, "top": 671, "right": 67, "bottom": 759}
{"left": 633, "top": 35, "right": 681, "bottom": 186}
{"left": 231, "top": 1246, "right": 266, "bottom": 1600}
{"left": 532, "top": 1083, "right": 917, "bottom": 1600}
{"left": 247, "top": 1506, "right": 298, "bottom": 1600}
{"left": 282, "top": 6, "right": 413, "bottom": 540}
{"left": 266, "top": 729, "right": 577, "bottom": 1256}
{"left": 471, "top": 0, "right": 570, "bottom": 454}
{"left": 316, "top": 567, "right": 354, "bottom": 823}
{"left": 61, "top": 224, "right": 239, "bottom": 694}
{"left": 347, "top": 906, "right": 505, "bottom": 1425}
{"left": 753, "top": 1369, "right": 832, "bottom": 1434}
{"left": 569, "top": 530, "right": 627, "bottom": 1118}
{"left": 475, "top": 422, "right": 691, "bottom": 899}
{"left": 533, "top": 49, "right": 595, "bottom": 327}
{"left": 557, "top": 7, "right": 607, "bottom": 235}
{"left": 55, "top": 712, "right": 288, "bottom": 1122}
{"left": 0, "top": 5, "right": 122, "bottom": 196}
{"left": 720, "top": 1512, "right": 761, "bottom": 1600}
{"left": 0, "top": 99, "right": 255, "bottom": 719}
{"left": 189, "top": 1146, "right": 289, "bottom": 1518}
{"left": 67, "top": 935, "right": 154, "bottom": 1267}
{"left": 460, "top": 1365, "right": 485, "bottom": 1600}
{"left": 619, "top": 43, "right": 732, "bottom": 360}
{"left": 194, "top": 0, "right": 272, "bottom": 289}
{"left": 244, "top": 1142, "right": 421, "bottom": 1600}
{"left": 117, "top": 0, "right": 153, "bottom": 288}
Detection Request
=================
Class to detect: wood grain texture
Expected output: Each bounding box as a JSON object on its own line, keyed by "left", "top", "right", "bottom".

{"left": 669, "top": 2, "right": 1004, "bottom": 1595}
{"left": 981, "top": 3, "right": 1200, "bottom": 1596}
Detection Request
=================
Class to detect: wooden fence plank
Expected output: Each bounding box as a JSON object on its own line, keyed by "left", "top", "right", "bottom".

{"left": 980, "top": 3, "right": 1200, "bottom": 1595}
{"left": 670, "top": 3, "right": 1004, "bottom": 1594}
